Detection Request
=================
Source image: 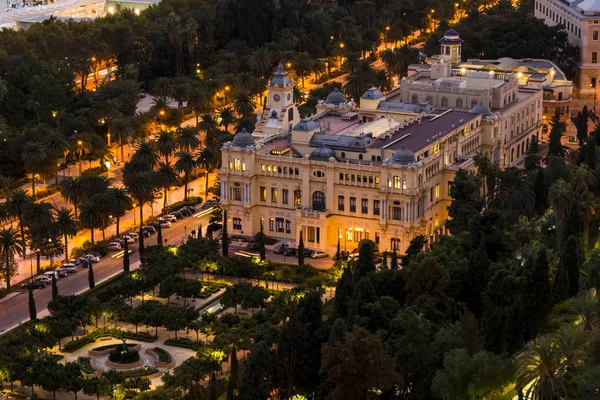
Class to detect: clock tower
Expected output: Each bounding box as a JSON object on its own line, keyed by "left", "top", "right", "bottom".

{"left": 253, "top": 64, "right": 301, "bottom": 140}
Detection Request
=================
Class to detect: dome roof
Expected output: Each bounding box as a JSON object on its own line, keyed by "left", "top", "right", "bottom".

{"left": 391, "top": 146, "right": 415, "bottom": 164}
{"left": 361, "top": 87, "right": 384, "bottom": 100}
{"left": 439, "top": 29, "right": 464, "bottom": 44}
{"left": 232, "top": 128, "right": 255, "bottom": 148}
{"left": 495, "top": 57, "right": 519, "bottom": 71}
{"left": 270, "top": 64, "right": 292, "bottom": 87}
{"left": 469, "top": 100, "right": 491, "bottom": 115}
{"left": 325, "top": 88, "right": 347, "bottom": 105}
{"left": 310, "top": 145, "right": 335, "bottom": 160}
{"left": 294, "top": 118, "right": 319, "bottom": 132}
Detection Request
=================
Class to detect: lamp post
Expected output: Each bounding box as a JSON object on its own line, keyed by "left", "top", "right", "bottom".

{"left": 103, "top": 312, "right": 106, "bottom": 329}
{"left": 339, "top": 42, "right": 345, "bottom": 69}
{"left": 385, "top": 26, "right": 390, "bottom": 48}
{"left": 77, "top": 140, "right": 83, "bottom": 176}
{"left": 107, "top": 133, "right": 111, "bottom": 147}
{"left": 344, "top": 228, "right": 347, "bottom": 252}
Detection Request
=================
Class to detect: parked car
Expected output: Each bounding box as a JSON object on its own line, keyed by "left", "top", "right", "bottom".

{"left": 161, "top": 215, "right": 177, "bottom": 223}
{"left": 58, "top": 263, "right": 78, "bottom": 274}
{"left": 21, "top": 281, "right": 46, "bottom": 289}
{"left": 108, "top": 242, "right": 122, "bottom": 251}
{"left": 284, "top": 247, "right": 298, "bottom": 257}
{"left": 200, "top": 200, "right": 213, "bottom": 210}
{"left": 84, "top": 253, "right": 100, "bottom": 263}
{"left": 373, "top": 256, "right": 383, "bottom": 264}
{"left": 44, "top": 271, "right": 59, "bottom": 280}
{"left": 170, "top": 211, "right": 184, "bottom": 219}
{"left": 178, "top": 207, "right": 193, "bottom": 217}
{"left": 142, "top": 226, "right": 157, "bottom": 235}
{"left": 333, "top": 251, "right": 350, "bottom": 261}
{"left": 311, "top": 250, "right": 329, "bottom": 259}
{"left": 128, "top": 232, "right": 139, "bottom": 240}
{"left": 158, "top": 220, "right": 172, "bottom": 228}
{"left": 181, "top": 205, "right": 196, "bottom": 214}
{"left": 35, "top": 275, "right": 52, "bottom": 284}
{"left": 274, "top": 243, "right": 289, "bottom": 254}
{"left": 245, "top": 243, "right": 260, "bottom": 252}
{"left": 54, "top": 269, "right": 68, "bottom": 278}
{"left": 120, "top": 235, "right": 136, "bottom": 244}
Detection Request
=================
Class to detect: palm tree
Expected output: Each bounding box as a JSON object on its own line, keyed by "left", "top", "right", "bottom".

{"left": 79, "top": 201, "right": 104, "bottom": 244}
{"left": 43, "top": 131, "right": 70, "bottom": 185}
{"left": 381, "top": 48, "right": 396, "bottom": 76}
{"left": 197, "top": 147, "right": 219, "bottom": 198}
{"left": 493, "top": 167, "right": 535, "bottom": 218}
{"left": 111, "top": 117, "right": 136, "bottom": 161}
{"left": 176, "top": 127, "right": 201, "bottom": 152}
{"left": 152, "top": 77, "right": 174, "bottom": 101}
{"left": 4, "top": 189, "right": 32, "bottom": 257}
{"left": 123, "top": 171, "right": 156, "bottom": 253}
{"left": 187, "top": 82, "right": 208, "bottom": 128}
{"left": 21, "top": 141, "right": 48, "bottom": 197}
{"left": 156, "top": 162, "right": 179, "bottom": 211}
{"left": 219, "top": 107, "right": 236, "bottom": 132}
{"left": 570, "top": 290, "right": 599, "bottom": 335}
{"left": 132, "top": 141, "right": 159, "bottom": 169}
{"left": 343, "top": 73, "right": 368, "bottom": 104}
{"left": 248, "top": 47, "right": 273, "bottom": 77}
{"left": 183, "top": 18, "right": 198, "bottom": 75}
{"left": 0, "top": 227, "right": 23, "bottom": 292}
{"left": 473, "top": 151, "right": 492, "bottom": 204}
{"left": 54, "top": 207, "right": 77, "bottom": 263}
{"left": 199, "top": 114, "right": 219, "bottom": 147}
{"left": 155, "top": 130, "right": 178, "bottom": 164}
{"left": 175, "top": 151, "right": 197, "bottom": 200}
{"left": 549, "top": 179, "right": 574, "bottom": 247}
{"left": 98, "top": 98, "right": 124, "bottom": 144}
{"left": 106, "top": 187, "right": 133, "bottom": 237}
{"left": 24, "top": 201, "right": 55, "bottom": 274}
{"left": 233, "top": 91, "right": 255, "bottom": 119}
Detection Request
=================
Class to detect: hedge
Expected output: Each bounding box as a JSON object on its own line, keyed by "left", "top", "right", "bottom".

{"left": 63, "top": 328, "right": 157, "bottom": 352}
{"left": 164, "top": 337, "right": 203, "bottom": 350}
{"left": 154, "top": 347, "right": 172, "bottom": 363}
{"left": 63, "top": 336, "right": 95, "bottom": 352}
{"left": 119, "top": 367, "right": 159, "bottom": 378}
{"left": 92, "top": 343, "right": 138, "bottom": 352}
{"left": 77, "top": 357, "right": 95, "bottom": 374}
{"left": 162, "top": 197, "right": 202, "bottom": 215}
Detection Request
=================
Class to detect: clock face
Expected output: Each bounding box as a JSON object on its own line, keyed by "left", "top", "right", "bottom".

{"left": 273, "top": 94, "right": 281, "bottom": 102}
{"left": 287, "top": 93, "right": 291, "bottom": 101}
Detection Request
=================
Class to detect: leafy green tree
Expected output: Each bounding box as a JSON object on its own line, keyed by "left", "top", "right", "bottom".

{"left": 524, "top": 134, "right": 542, "bottom": 172}
{"left": 447, "top": 169, "right": 484, "bottom": 235}
{"left": 255, "top": 220, "right": 266, "bottom": 261}
{"left": 28, "top": 286, "right": 36, "bottom": 320}
{"left": 401, "top": 235, "right": 426, "bottom": 266}
{"left": 298, "top": 230, "right": 305, "bottom": 266}
{"left": 197, "top": 146, "right": 219, "bottom": 197}
{"left": 123, "top": 169, "right": 156, "bottom": 253}
{"left": 239, "top": 341, "right": 276, "bottom": 400}
{"left": 32, "top": 358, "right": 64, "bottom": 399}
{"left": 333, "top": 267, "right": 354, "bottom": 320}
{"left": 584, "top": 135, "right": 598, "bottom": 170}
{"left": 524, "top": 249, "right": 552, "bottom": 340}
{"left": 354, "top": 239, "right": 375, "bottom": 281}
{"left": 54, "top": 207, "right": 77, "bottom": 263}
{"left": 63, "top": 362, "right": 84, "bottom": 400}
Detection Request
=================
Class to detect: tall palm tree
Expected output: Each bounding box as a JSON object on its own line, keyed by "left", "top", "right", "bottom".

{"left": 79, "top": 201, "right": 104, "bottom": 244}
{"left": 21, "top": 141, "right": 48, "bottom": 197}
{"left": 176, "top": 127, "right": 201, "bottom": 152}
{"left": 175, "top": 151, "right": 197, "bottom": 200}
{"left": 343, "top": 73, "right": 368, "bottom": 104}
{"left": 187, "top": 82, "right": 208, "bottom": 128}
{"left": 98, "top": 98, "right": 124, "bottom": 144}
{"left": 106, "top": 187, "right": 133, "bottom": 237}
{"left": 570, "top": 290, "right": 599, "bottom": 335}
{"left": 4, "top": 189, "right": 32, "bottom": 257}
{"left": 123, "top": 171, "right": 156, "bottom": 253}
{"left": 54, "top": 207, "right": 77, "bottom": 263}
{"left": 248, "top": 47, "right": 273, "bottom": 77}
{"left": 43, "top": 131, "right": 70, "bottom": 185}
{"left": 473, "top": 151, "right": 492, "bottom": 204}
{"left": 23, "top": 201, "right": 55, "bottom": 273}
{"left": 132, "top": 141, "right": 159, "bottom": 169}
{"left": 233, "top": 91, "right": 255, "bottom": 119}
{"left": 152, "top": 77, "right": 174, "bottom": 101}
{"left": 493, "top": 167, "right": 535, "bottom": 218}
{"left": 199, "top": 114, "right": 219, "bottom": 147}
{"left": 111, "top": 117, "right": 136, "bottom": 161}
{"left": 218, "top": 107, "right": 236, "bottom": 132}
{"left": 0, "top": 227, "right": 23, "bottom": 292}
{"left": 197, "top": 147, "right": 219, "bottom": 198}
{"left": 156, "top": 162, "right": 179, "bottom": 211}
{"left": 155, "top": 130, "right": 178, "bottom": 164}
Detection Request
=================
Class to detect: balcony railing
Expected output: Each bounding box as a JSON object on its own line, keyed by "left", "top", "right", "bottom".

{"left": 301, "top": 208, "right": 328, "bottom": 218}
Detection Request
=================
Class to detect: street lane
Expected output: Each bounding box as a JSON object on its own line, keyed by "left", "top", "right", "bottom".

{"left": 0, "top": 208, "right": 213, "bottom": 334}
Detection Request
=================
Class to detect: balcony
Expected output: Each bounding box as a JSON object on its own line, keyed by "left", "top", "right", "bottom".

{"left": 301, "top": 208, "right": 329, "bottom": 219}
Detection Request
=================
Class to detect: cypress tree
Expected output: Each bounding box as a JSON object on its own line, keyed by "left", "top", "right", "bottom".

{"left": 390, "top": 244, "right": 398, "bottom": 270}
{"left": 553, "top": 248, "right": 570, "bottom": 304}
{"left": 336, "top": 236, "right": 341, "bottom": 261}
{"left": 231, "top": 346, "right": 239, "bottom": 390}
{"left": 199, "top": 224, "right": 202, "bottom": 238}
{"left": 562, "top": 235, "right": 582, "bottom": 297}
{"left": 576, "top": 105, "right": 589, "bottom": 145}
{"left": 466, "top": 238, "right": 490, "bottom": 319}
{"left": 28, "top": 286, "right": 36, "bottom": 320}
{"left": 548, "top": 109, "right": 565, "bottom": 157}
{"left": 354, "top": 240, "right": 375, "bottom": 281}
{"left": 222, "top": 211, "right": 229, "bottom": 256}
{"left": 258, "top": 220, "right": 266, "bottom": 261}
{"left": 298, "top": 230, "right": 305, "bottom": 266}
{"left": 524, "top": 249, "right": 552, "bottom": 340}
{"left": 123, "top": 239, "right": 130, "bottom": 273}
{"left": 381, "top": 252, "right": 388, "bottom": 269}
{"left": 333, "top": 267, "right": 354, "bottom": 319}
{"left": 209, "top": 372, "right": 218, "bottom": 400}
{"left": 88, "top": 263, "right": 95, "bottom": 289}
{"left": 534, "top": 169, "right": 547, "bottom": 215}
{"left": 401, "top": 235, "right": 426, "bottom": 266}
{"left": 157, "top": 223, "right": 163, "bottom": 247}
{"left": 585, "top": 136, "right": 598, "bottom": 170}
{"left": 524, "top": 135, "right": 541, "bottom": 172}
{"left": 226, "top": 377, "right": 234, "bottom": 400}
{"left": 51, "top": 275, "right": 58, "bottom": 300}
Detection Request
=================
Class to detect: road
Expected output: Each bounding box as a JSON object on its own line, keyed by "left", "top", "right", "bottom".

{"left": 0, "top": 206, "right": 215, "bottom": 334}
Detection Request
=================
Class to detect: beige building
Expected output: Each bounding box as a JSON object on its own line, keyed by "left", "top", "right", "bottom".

{"left": 534, "top": 0, "right": 597, "bottom": 93}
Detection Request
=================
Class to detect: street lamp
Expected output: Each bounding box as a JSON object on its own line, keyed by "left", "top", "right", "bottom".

{"left": 107, "top": 133, "right": 111, "bottom": 147}
{"left": 103, "top": 312, "right": 106, "bottom": 329}
{"left": 77, "top": 140, "right": 83, "bottom": 176}
{"left": 385, "top": 26, "right": 390, "bottom": 47}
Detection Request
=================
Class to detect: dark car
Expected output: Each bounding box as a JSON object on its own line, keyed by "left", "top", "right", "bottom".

{"left": 333, "top": 251, "right": 350, "bottom": 261}
{"left": 142, "top": 226, "right": 157, "bottom": 235}
{"left": 274, "top": 243, "right": 289, "bottom": 254}
{"left": 21, "top": 281, "right": 46, "bottom": 289}
{"left": 200, "top": 200, "right": 213, "bottom": 210}
{"left": 182, "top": 205, "right": 196, "bottom": 214}
{"left": 284, "top": 247, "right": 298, "bottom": 257}
{"left": 302, "top": 248, "right": 313, "bottom": 257}
{"left": 170, "top": 211, "right": 184, "bottom": 219}
{"left": 245, "top": 243, "right": 260, "bottom": 252}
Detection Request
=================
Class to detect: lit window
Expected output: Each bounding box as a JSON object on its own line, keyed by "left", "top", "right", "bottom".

{"left": 234, "top": 158, "right": 241, "bottom": 171}
{"left": 260, "top": 186, "right": 266, "bottom": 201}
{"left": 269, "top": 218, "right": 274, "bottom": 231}
{"left": 432, "top": 143, "right": 440, "bottom": 153}
{"left": 393, "top": 176, "right": 401, "bottom": 189}
{"left": 261, "top": 164, "right": 266, "bottom": 171}
{"left": 271, "top": 188, "right": 278, "bottom": 203}
{"left": 242, "top": 162, "right": 246, "bottom": 171}
{"left": 267, "top": 165, "right": 272, "bottom": 172}
{"left": 402, "top": 180, "right": 407, "bottom": 190}
{"left": 228, "top": 161, "right": 233, "bottom": 170}
{"left": 435, "top": 183, "right": 440, "bottom": 199}
{"left": 233, "top": 218, "right": 242, "bottom": 230}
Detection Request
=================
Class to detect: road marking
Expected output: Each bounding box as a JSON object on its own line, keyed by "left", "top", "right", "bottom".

{"left": 193, "top": 207, "right": 213, "bottom": 218}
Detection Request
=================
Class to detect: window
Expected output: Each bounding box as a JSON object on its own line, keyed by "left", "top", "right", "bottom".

{"left": 338, "top": 195, "right": 345, "bottom": 211}
{"left": 412, "top": 94, "right": 418, "bottom": 104}
{"left": 373, "top": 200, "right": 380, "bottom": 216}
{"left": 314, "top": 170, "right": 325, "bottom": 178}
{"left": 594, "top": 31, "right": 599, "bottom": 40}
{"left": 269, "top": 218, "right": 274, "bottom": 231}
{"left": 234, "top": 158, "right": 241, "bottom": 171}
{"left": 233, "top": 187, "right": 242, "bottom": 201}
{"left": 282, "top": 189, "right": 289, "bottom": 204}
{"left": 288, "top": 108, "right": 294, "bottom": 121}
{"left": 261, "top": 164, "right": 266, "bottom": 171}
{"left": 276, "top": 218, "right": 284, "bottom": 233}
{"left": 593, "top": 52, "right": 598, "bottom": 64}
{"left": 393, "top": 176, "right": 401, "bottom": 189}
{"left": 391, "top": 238, "right": 400, "bottom": 251}
{"left": 341, "top": 152, "right": 346, "bottom": 158}
{"left": 242, "top": 162, "right": 246, "bottom": 171}
{"left": 435, "top": 183, "right": 440, "bottom": 199}
{"left": 350, "top": 197, "right": 356, "bottom": 212}
{"left": 456, "top": 98, "right": 463, "bottom": 108}
{"left": 312, "top": 191, "right": 326, "bottom": 211}
{"left": 260, "top": 186, "right": 266, "bottom": 201}
{"left": 392, "top": 206, "right": 402, "bottom": 220}
{"left": 402, "top": 180, "right": 407, "bottom": 190}
{"left": 233, "top": 218, "right": 242, "bottom": 230}
{"left": 271, "top": 188, "right": 278, "bottom": 202}
{"left": 294, "top": 188, "right": 301, "bottom": 206}
{"left": 228, "top": 161, "right": 233, "bottom": 170}
{"left": 441, "top": 97, "right": 448, "bottom": 107}
{"left": 592, "top": 77, "right": 596, "bottom": 89}
{"left": 285, "top": 220, "right": 291, "bottom": 233}
{"left": 361, "top": 198, "right": 368, "bottom": 214}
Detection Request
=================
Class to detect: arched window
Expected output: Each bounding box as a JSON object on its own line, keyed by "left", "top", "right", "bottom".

{"left": 471, "top": 99, "right": 478, "bottom": 108}
{"left": 288, "top": 108, "right": 294, "bottom": 121}
{"left": 411, "top": 95, "right": 418, "bottom": 104}
{"left": 426, "top": 96, "right": 433, "bottom": 104}
{"left": 359, "top": 154, "right": 363, "bottom": 160}
{"left": 312, "top": 191, "right": 326, "bottom": 211}
{"left": 341, "top": 152, "right": 346, "bottom": 158}
{"left": 371, "top": 155, "right": 376, "bottom": 161}
{"left": 456, "top": 98, "right": 463, "bottom": 108}
{"left": 441, "top": 97, "right": 448, "bottom": 107}
{"left": 376, "top": 156, "right": 382, "bottom": 161}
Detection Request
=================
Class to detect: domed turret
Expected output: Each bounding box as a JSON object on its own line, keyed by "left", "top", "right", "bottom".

{"left": 361, "top": 87, "right": 384, "bottom": 100}
{"left": 294, "top": 118, "right": 319, "bottom": 132}
{"left": 232, "top": 128, "right": 255, "bottom": 148}
{"left": 310, "top": 145, "right": 335, "bottom": 161}
{"left": 325, "top": 88, "right": 347, "bottom": 105}
{"left": 270, "top": 64, "right": 292, "bottom": 87}
{"left": 469, "top": 100, "right": 491, "bottom": 115}
{"left": 391, "top": 146, "right": 415, "bottom": 165}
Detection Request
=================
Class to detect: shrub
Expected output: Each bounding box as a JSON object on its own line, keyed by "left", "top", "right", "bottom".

{"left": 63, "top": 336, "right": 95, "bottom": 353}
{"left": 108, "top": 349, "right": 140, "bottom": 364}
{"left": 0, "top": 287, "right": 8, "bottom": 300}
{"left": 154, "top": 347, "right": 172, "bottom": 363}
{"left": 81, "top": 166, "right": 103, "bottom": 176}
{"left": 33, "top": 184, "right": 60, "bottom": 200}
{"left": 77, "top": 357, "right": 95, "bottom": 374}
{"left": 164, "top": 338, "right": 203, "bottom": 350}
{"left": 92, "top": 343, "right": 138, "bottom": 352}
{"left": 119, "top": 367, "right": 158, "bottom": 378}
{"left": 71, "top": 241, "right": 110, "bottom": 258}
{"left": 163, "top": 197, "right": 202, "bottom": 215}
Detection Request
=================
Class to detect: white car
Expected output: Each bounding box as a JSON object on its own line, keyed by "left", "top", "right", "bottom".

{"left": 311, "top": 250, "right": 329, "bottom": 259}
{"left": 158, "top": 220, "right": 172, "bottom": 228}
{"left": 44, "top": 271, "right": 59, "bottom": 280}
{"left": 162, "top": 215, "right": 177, "bottom": 223}
{"left": 58, "top": 263, "right": 78, "bottom": 274}
{"left": 108, "top": 242, "right": 122, "bottom": 251}
{"left": 128, "top": 232, "right": 139, "bottom": 240}
{"left": 120, "top": 235, "right": 135, "bottom": 244}
{"left": 85, "top": 253, "right": 101, "bottom": 263}
{"left": 35, "top": 275, "right": 52, "bottom": 284}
